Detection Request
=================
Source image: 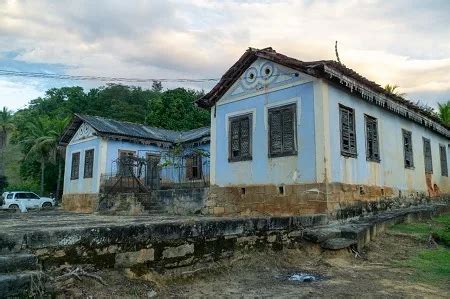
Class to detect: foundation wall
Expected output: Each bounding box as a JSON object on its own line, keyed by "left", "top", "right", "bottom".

{"left": 62, "top": 193, "right": 99, "bottom": 213}
{"left": 207, "top": 182, "right": 450, "bottom": 219}
{"left": 207, "top": 184, "right": 328, "bottom": 217}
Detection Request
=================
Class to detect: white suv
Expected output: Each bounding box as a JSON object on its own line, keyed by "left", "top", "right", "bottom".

{"left": 0, "top": 191, "right": 55, "bottom": 212}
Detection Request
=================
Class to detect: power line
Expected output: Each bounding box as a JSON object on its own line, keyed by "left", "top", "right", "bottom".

{"left": 0, "top": 69, "right": 218, "bottom": 83}
{"left": 0, "top": 69, "right": 298, "bottom": 84}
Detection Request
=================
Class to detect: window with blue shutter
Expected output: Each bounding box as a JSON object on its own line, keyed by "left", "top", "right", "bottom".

{"left": 423, "top": 137, "right": 433, "bottom": 174}
{"left": 268, "top": 103, "right": 297, "bottom": 157}
{"left": 440, "top": 145, "right": 448, "bottom": 177}
{"left": 229, "top": 114, "right": 252, "bottom": 162}
{"left": 402, "top": 129, "right": 414, "bottom": 168}
{"left": 84, "top": 149, "right": 94, "bottom": 178}
{"left": 365, "top": 115, "right": 380, "bottom": 162}
{"left": 340, "top": 105, "right": 357, "bottom": 157}
{"left": 71, "top": 152, "right": 80, "bottom": 180}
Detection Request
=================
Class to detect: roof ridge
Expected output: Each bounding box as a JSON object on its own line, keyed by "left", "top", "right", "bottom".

{"left": 76, "top": 113, "right": 182, "bottom": 134}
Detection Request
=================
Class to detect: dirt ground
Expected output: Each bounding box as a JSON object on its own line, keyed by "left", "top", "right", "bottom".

{"left": 50, "top": 231, "right": 449, "bottom": 298}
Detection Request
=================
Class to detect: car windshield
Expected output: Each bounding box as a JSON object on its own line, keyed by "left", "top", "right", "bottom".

{"left": 28, "top": 193, "right": 40, "bottom": 199}
{"left": 6, "top": 193, "right": 13, "bottom": 199}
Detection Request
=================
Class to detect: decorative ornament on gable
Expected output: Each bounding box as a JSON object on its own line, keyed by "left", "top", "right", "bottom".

{"left": 71, "top": 122, "right": 96, "bottom": 142}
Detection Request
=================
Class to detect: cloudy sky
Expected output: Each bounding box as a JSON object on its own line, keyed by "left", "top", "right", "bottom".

{"left": 1, "top": 0, "right": 450, "bottom": 110}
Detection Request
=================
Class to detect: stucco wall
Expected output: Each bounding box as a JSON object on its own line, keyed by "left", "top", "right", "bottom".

{"left": 64, "top": 137, "right": 102, "bottom": 194}
{"left": 325, "top": 84, "right": 450, "bottom": 195}
{"left": 212, "top": 82, "right": 316, "bottom": 186}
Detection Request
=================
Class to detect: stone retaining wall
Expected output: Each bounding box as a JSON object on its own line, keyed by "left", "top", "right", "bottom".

{"left": 19, "top": 215, "right": 327, "bottom": 275}
{"left": 144, "top": 188, "right": 208, "bottom": 215}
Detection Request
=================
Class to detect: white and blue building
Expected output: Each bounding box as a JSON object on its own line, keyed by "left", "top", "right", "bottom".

{"left": 59, "top": 114, "right": 209, "bottom": 212}
{"left": 197, "top": 47, "right": 450, "bottom": 217}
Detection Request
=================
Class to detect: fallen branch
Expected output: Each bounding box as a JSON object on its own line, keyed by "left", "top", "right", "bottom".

{"left": 351, "top": 248, "right": 361, "bottom": 258}
{"left": 55, "top": 266, "right": 107, "bottom": 286}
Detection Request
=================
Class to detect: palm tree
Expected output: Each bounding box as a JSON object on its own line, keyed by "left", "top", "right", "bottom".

{"left": 0, "top": 107, "right": 14, "bottom": 178}
{"left": 21, "top": 116, "right": 69, "bottom": 196}
{"left": 437, "top": 101, "right": 450, "bottom": 126}
{"left": 384, "top": 84, "right": 406, "bottom": 97}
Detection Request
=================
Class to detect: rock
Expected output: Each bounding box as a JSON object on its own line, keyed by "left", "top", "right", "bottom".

{"left": 147, "top": 290, "right": 158, "bottom": 298}
{"left": 320, "top": 238, "right": 356, "bottom": 250}
{"left": 303, "top": 227, "right": 341, "bottom": 243}
{"left": 115, "top": 248, "right": 155, "bottom": 268}
{"left": 162, "top": 244, "right": 194, "bottom": 259}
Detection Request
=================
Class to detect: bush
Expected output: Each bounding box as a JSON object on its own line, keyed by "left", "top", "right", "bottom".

{"left": 4, "top": 180, "right": 40, "bottom": 194}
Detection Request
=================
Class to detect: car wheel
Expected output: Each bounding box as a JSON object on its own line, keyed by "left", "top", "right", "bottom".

{"left": 9, "top": 204, "right": 20, "bottom": 212}
{"left": 42, "top": 202, "right": 52, "bottom": 209}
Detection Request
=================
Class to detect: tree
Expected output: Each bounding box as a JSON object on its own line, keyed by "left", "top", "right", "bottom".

{"left": 21, "top": 116, "right": 69, "bottom": 196}
{"left": 6, "top": 84, "right": 210, "bottom": 195}
{"left": 384, "top": 84, "right": 406, "bottom": 97}
{"left": 152, "top": 81, "right": 163, "bottom": 92}
{"left": 437, "top": 101, "right": 450, "bottom": 126}
{"left": 0, "top": 107, "right": 14, "bottom": 189}
{"left": 146, "top": 88, "right": 209, "bottom": 130}
{"left": 0, "top": 107, "right": 14, "bottom": 150}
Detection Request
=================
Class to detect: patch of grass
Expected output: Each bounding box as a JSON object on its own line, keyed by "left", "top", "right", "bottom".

{"left": 398, "top": 247, "right": 450, "bottom": 285}
{"left": 390, "top": 213, "right": 450, "bottom": 286}
{"left": 390, "top": 223, "right": 432, "bottom": 235}
{"left": 434, "top": 214, "right": 450, "bottom": 224}
{"left": 390, "top": 214, "right": 450, "bottom": 246}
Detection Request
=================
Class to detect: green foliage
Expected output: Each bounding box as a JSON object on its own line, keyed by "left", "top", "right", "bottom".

{"left": 437, "top": 101, "right": 450, "bottom": 126}
{"left": 5, "top": 83, "right": 210, "bottom": 196}
{"left": 384, "top": 84, "right": 406, "bottom": 97}
{"left": 146, "top": 88, "right": 209, "bottom": 130}
{"left": 0, "top": 107, "right": 14, "bottom": 133}
{"left": 4, "top": 180, "right": 40, "bottom": 194}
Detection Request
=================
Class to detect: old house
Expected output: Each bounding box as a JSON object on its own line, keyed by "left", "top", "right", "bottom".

{"left": 197, "top": 47, "right": 450, "bottom": 218}
{"left": 59, "top": 114, "right": 210, "bottom": 212}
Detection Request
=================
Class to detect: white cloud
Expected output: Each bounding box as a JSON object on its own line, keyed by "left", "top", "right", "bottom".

{"left": 0, "top": 0, "right": 449, "bottom": 109}
{"left": 0, "top": 79, "right": 42, "bottom": 111}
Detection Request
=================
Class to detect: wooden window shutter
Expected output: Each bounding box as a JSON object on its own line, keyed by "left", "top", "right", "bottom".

{"left": 230, "top": 120, "right": 240, "bottom": 158}
{"left": 268, "top": 103, "right": 297, "bottom": 157}
{"left": 365, "top": 115, "right": 380, "bottom": 162}
{"left": 71, "top": 152, "right": 80, "bottom": 180}
{"left": 84, "top": 149, "right": 94, "bottom": 178}
{"left": 282, "top": 106, "right": 296, "bottom": 153}
{"left": 403, "top": 130, "right": 414, "bottom": 168}
{"left": 440, "top": 145, "right": 448, "bottom": 177}
{"left": 197, "top": 154, "right": 203, "bottom": 178}
{"left": 340, "top": 105, "right": 357, "bottom": 157}
{"left": 186, "top": 156, "right": 193, "bottom": 179}
{"left": 240, "top": 117, "right": 250, "bottom": 157}
{"left": 228, "top": 114, "right": 252, "bottom": 162}
{"left": 423, "top": 137, "right": 433, "bottom": 173}
{"left": 269, "top": 110, "right": 283, "bottom": 155}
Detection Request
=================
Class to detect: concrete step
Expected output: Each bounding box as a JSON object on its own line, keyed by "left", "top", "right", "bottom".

{"left": 0, "top": 254, "right": 38, "bottom": 273}
{"left": 0, "top": 271, "right": 43, "bottom": 298}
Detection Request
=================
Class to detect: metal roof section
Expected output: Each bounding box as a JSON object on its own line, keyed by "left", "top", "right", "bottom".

{"left": 59, "top": 114, "right": 210, "bottom": 146}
